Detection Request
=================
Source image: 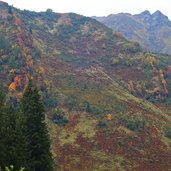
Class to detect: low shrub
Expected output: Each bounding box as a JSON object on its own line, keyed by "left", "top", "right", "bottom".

{"left": 126, "top": 119, "right": 145, "bottom": 131}
{"left": 52, "top": 113, "right": 68, "bottom": 126}
{"left": 96, "top": 120, "right": 107, "bottom": 127}
{"left": 164, "top": 127, "right": 171, "bottom": 139}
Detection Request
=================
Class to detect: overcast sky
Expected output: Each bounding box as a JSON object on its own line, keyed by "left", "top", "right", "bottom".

{"left": 3, "top": 0, "right": 171, "bottom": 19}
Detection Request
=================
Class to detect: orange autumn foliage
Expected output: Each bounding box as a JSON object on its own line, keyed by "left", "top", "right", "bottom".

{"left": 162, "top": 79, "right": 167, "bottom": 85}
{"left": 15, "top": 18, "right": 22, "bottom": 26}
{"left": 8, "top": 75, "right": 22, "bottom": 93}
{"left": 26, "top": 59, "right": 33, "bottom": 67}
{"left": 162, "top": 79, "right": 168, "bottom": 94}
{"left": 22, "top": 47, "right": 27, "bottom": 57}
{"left": 159, "top": 70, "right": 168, "bottom": 94}
{"left": 38, "top": 66, "right": 44, "bottom": 74}
{"left": 23, "top": 82, "right": 28, "bottom": 92}
{"left": 8, "top": 82, "right": 16, "bottom": 92}
{"left": 129, "top": 81, "right": 136, "bottom": 94}
{"left": 23, "top": 75, "right": 32, "bottom": 91}
{"left": 14, "top": 76, "right": 21, "bottom": 86}
{"left": 137, "top": 83, "right": 142, "bottom": 95}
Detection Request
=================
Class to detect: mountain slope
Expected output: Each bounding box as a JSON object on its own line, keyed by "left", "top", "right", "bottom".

{"left": 93, "top": 10, "right": 171, "bottom": 55}
{"left": 0, "top": 2, "right": 171, "bottom": 170}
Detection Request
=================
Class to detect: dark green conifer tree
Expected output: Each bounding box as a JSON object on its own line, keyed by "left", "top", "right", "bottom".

{"left": 0, "top": 90, "right": 19, "bottom": 170}
{"left": 20, "top": 80, "right": 53, "bottom": 171}
{"left": 14, "top": 109, "right": 31, "bottom": 171}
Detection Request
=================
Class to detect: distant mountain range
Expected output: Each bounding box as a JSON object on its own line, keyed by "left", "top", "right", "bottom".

{"left": 93, "top": 10, "right": 171, "bottom": 55}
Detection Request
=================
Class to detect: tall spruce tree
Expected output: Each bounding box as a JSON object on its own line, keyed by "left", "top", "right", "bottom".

{"left": 20, "top": 80, "right": 53, "bottom": 171}
{"left": 14, "top": 108, "right": 31, "bottom": 171}
{"left": 0, "top": 90, "right": 19, "bottom": 170}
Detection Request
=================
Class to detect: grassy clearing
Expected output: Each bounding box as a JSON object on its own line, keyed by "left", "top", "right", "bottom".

{"left": 75, "top": 115, "right": 96, "bottom": 139}
{"left": 90, "top": 151, "right": 128, "bottom": 171}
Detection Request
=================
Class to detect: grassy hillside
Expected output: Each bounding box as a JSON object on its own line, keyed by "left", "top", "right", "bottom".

{"left": 0, "top": 2, "right": 171, "bottom": 170}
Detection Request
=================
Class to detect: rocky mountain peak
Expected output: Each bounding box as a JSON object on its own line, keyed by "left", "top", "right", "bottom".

{"left": 152, "top": 10, "right": 169, "bottom": 21}
{"left": 139, "top": 10, "right": 151, "bottom": 17}
{"left": 137, "top": 10, "right": 169, "bottom": 22}
{"left": 153, "top": 10, "right": 164, "bottom": 17}
{"left": 134, "top": 10, "right": 152, "bottom": 23}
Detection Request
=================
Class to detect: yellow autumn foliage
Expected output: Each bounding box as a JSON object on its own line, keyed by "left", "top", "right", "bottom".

{"left": 106, "top": 114, "right": 112, "bottom": 121}
{"left": 9, "top": 69, "right": 16, "bottom": 73}
{"left": 17, "top": 92, "right": 23, "bottom": 98}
